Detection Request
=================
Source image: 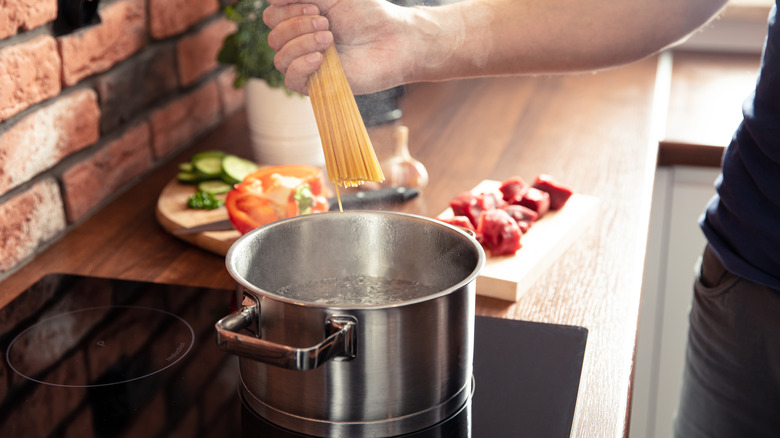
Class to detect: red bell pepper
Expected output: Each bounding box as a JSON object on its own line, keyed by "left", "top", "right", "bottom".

{"left": 225, "top": 165, "right": 329, "bottom": 234}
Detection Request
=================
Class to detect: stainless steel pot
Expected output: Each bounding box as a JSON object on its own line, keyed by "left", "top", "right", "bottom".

{"left": 216, "top": 211, "right": 484, "bottom": 437}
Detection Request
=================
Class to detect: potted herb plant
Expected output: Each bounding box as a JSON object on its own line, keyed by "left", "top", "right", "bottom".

{"left": 218, "top": 0, "right": 324, "bottom": 167}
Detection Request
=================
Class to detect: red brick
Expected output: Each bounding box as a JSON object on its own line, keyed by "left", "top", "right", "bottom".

{"left": 57, "top": 0, "right": 147, "bottom": 86}
{"left": 177, "top": 18, "right": 237, "bottom": 86}
{"left": 0, "top": 0, "right": 57, "bottom": 39}
{"left": 0, "top": 179, "right": 66, "bottom": 273}
{"left": 62, "top": 123, "right": 154, "bottom": 222}
{"left": 0, "top": 35, "right": 61, "bottom": 122}
{"left": 149, "top": 81, "right": 221, "bottom": 158}
{"left": 0, "top": 89, "right": 100, "bottom": 196}
{"left": 96, "top": 43, "right": 178, "bottom": 133}
{"left": 148, "top": 0, "right": 220, "bottom": 39}
{"left": 216, "top": 68, "right": 246, "bottom": 115}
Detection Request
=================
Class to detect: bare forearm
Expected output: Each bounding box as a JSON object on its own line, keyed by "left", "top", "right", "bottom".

{"left": 402, "top": 0, "right": 728, "bottom": 82}
{"left": 264, "top": 0, "right": 728, "bottom": 94}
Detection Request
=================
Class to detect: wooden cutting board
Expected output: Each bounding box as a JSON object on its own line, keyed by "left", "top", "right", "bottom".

{"left": 155, "top": 178, "right": 239, "bottom": 256}
{"left": 156, "top": 178, "right": 598, "bottom": 301}
{"left": 438, "top": 180, "right": 599, "bottom": 302}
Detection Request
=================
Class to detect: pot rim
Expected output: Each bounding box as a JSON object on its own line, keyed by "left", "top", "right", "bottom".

{"left": 225, "top": 210, "right": 486, "bottom": 309}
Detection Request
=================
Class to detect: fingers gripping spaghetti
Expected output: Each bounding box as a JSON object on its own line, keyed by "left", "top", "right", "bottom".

{"left": 308, "top": 45, "right": 385, "bottom": 201}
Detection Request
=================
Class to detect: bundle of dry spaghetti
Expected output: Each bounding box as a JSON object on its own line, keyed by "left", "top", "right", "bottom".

{"left": 308, "top": 45, "right": 385, "bottom": 188}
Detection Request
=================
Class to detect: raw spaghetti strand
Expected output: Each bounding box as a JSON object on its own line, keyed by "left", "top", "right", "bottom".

{"left": 308, "top": 45, "right": 384, "bottom": 189}
{"left": 335, "top": 186, "right": 343, "bottom": 212}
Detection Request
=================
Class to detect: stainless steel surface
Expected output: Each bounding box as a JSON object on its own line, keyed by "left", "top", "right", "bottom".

{"left": 221, "top": 211, "right": 485, "bottom": 437}
{"left": 216, "top": 302, "right": 356, "bottom": 370}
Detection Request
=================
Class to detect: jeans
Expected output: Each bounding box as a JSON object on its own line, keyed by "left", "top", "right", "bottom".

{"left": 674, "top": 245, "right": 780, "bottom": 437}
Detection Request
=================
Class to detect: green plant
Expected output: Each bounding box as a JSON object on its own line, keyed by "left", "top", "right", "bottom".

{"left": 218, "top": 0, "right": 288, "bottom": 90}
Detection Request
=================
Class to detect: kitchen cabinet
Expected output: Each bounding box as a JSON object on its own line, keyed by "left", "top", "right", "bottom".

{"left": 633, "top": 165, "right": 719, "bottom": 438}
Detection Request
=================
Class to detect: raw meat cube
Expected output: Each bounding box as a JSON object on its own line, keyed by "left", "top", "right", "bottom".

{"left": 439, "top": 215, "right": 476, "bottom": 232}
{"left": 449, "top": 190, "right": 504, "bottom": 228}
{"left": 499, "top": 176, "right": 530, "bottom": 204}
{"left": 477, "top": 209, "right": 523, "bottom": 256}
{"left": 532, "top": 174, "right": 573, "bottom": 210}
{"left": 502, "top": 204, "right": 538, "bottom": 233}
{"left": 518, "top": 187, "right": 550, "bottom": 218}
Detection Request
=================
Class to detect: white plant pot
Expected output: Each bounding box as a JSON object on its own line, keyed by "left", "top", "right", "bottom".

{"left": 244, "top": 79, "right": 325, "bottom": 168}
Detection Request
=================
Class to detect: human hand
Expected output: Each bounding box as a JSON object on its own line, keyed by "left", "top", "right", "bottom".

{"left": 264, "top": 0, "right": 414, "bottom": 95}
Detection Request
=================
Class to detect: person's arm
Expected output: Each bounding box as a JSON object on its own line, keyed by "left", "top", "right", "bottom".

{"left": 264, "top": 0, "right": 728, "bottom": 95}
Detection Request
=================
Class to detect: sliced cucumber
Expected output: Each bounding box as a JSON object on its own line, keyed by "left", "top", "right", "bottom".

{"left": 197, "top": 180, "right": 233, "bottom": 195}
{"left": 177, "top": 171, "right": 210, "bottom": 184}
{"left": 192, "top": 155, "right": 224, "bottom": 178}
{"left": 191, "top": 150, "right": 226, "bottom": 161}
{"left": 177, "top": 150, "right": 258, "bottom": 191}
{"left": 221, "top": 155, "right": 259, "bottom": 184}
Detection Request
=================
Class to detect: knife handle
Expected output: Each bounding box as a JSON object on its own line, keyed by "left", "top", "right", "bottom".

{"left": 336, "top": 187, "right": 419, "bottom": 210}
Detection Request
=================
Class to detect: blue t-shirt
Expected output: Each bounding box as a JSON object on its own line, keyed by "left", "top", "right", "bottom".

{"left": 700, "top": 3, "right": 780, "bottom": 291}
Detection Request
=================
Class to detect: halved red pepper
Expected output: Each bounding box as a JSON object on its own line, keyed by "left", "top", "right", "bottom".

{"left": 225, "top": 165, "right": 329, "bottom": 234}
{"left": 238, "top": 165, "right": 326, "bottom": 196}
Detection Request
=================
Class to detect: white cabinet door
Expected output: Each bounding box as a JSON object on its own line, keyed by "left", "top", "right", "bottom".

{"left": 632, "top": 166, "right": 719, "bottom": 438}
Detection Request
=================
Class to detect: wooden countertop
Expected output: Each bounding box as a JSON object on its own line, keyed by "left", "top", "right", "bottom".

{"left": 659, "top": 50, "right": 761, "bottom": 166}
{"left": 1, "top": 56, "right": 662, "bottom": 437}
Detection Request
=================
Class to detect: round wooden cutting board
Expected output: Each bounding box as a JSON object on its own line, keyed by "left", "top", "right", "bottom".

{"left": 155, "top": 178, "right": 239, "bottom": 256}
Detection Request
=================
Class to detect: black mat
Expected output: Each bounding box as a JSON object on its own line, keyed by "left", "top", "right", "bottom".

{"left": 472, "top": 316, "right": 588, "bottom": 437}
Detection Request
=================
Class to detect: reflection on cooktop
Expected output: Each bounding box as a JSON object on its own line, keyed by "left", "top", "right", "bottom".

{"left": 7, "top": 306, "right": 194, "bottom": 388}
{"left": 0, "top": 274, "right": 587, "bottom": 437}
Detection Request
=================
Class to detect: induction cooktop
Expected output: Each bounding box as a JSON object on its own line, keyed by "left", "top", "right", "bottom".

{"left": 0, "top": 274, "right": 587, "bottom": 437}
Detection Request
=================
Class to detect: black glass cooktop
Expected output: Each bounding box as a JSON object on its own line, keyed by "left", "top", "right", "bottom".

{"left": 0, "top": 274, "right": 587, "bottom": 437}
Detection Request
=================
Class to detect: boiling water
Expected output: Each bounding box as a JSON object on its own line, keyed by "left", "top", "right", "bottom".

{"left": 275, "top": 275, "right": 439, "bottom": 305}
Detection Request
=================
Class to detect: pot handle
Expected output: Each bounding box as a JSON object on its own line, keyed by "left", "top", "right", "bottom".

{"left": 215, "top": 302, "right": 357, "bottom": 371}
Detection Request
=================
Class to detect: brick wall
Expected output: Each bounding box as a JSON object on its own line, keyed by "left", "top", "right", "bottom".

{"left": 0, "top": 0, "right": 245, "bottom": 278}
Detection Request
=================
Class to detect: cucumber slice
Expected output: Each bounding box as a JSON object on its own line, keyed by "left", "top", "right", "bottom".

{"left": 177, "top": 171, "right": 209, "bottom": 184}
{"left": 178, "top": 162, "right": 194, "bottom": 172}
{"left": 221, "top": 155, "right": 259, "bottom": 184}
{"left": 197, "top": 180, "right": 233, "bottom": 195}
{"left": 191, "top": 150, "right": 226, "bottom": 161}
{"left": 192, "top": 155, "right": 224, "bottom": 177}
